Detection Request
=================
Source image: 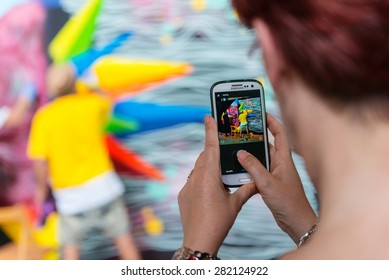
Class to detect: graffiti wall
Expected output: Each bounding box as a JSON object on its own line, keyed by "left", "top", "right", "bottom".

{"left": 0, "top": 0, "right": 318, "bottom": 260}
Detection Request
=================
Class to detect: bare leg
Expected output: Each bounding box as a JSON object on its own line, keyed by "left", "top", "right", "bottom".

{"left": 62, "top": 244, "right": 80, "bottom": 260}
{"left": 114, "top": 232, "right": 141, "bottom": 260}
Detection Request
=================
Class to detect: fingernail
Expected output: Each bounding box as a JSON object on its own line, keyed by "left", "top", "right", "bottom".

{"left": 204, "top": 115, "right": 210, "bottom": 124}
{"left": 237, "top": 150, "right": 248, "bottom": 158}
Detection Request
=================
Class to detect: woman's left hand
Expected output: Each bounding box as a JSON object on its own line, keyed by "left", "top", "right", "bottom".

{"left": 178, "top": 115, "right": 257, "bottom": 255}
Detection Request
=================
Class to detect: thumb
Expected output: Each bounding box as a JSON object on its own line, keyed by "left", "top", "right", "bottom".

{"left": 237, "top": 150, "right": 273, "bottom": 192}
{"left": 231, "top": 182, "right": 258, "bottom": 210}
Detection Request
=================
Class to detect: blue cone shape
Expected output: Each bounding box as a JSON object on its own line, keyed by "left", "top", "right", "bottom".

{"left": 71, "top": 32, "right": 133, "bottom": 76}
{"left": 112, "top": 100, "right": 210, "bottom": 137}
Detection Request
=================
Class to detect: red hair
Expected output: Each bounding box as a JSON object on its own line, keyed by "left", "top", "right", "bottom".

{"left": 233, "top": 0, "right": 389, "bottom": 110}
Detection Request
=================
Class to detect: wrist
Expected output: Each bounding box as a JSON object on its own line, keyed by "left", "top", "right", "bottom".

{"left": 285, "top": 209, "right": 318, "bottom": 245}
{"left": 172, "top": 246, "right": 220, "bottom": 260}
{"left": 183, "top": 236, "right": 221, "bottom": 257}
{"left": 288, "top": 211, "right": 318, "bottom": 245}
{"left": 298, "top": 223, "right": 319, "bottom": 247}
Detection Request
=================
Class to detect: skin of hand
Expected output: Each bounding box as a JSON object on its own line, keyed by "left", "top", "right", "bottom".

{"left": 3, "top": 95, "right": 32, "bottom": 129}
{"left": 237, "top": 114, "right": 318, "bottom": 244}
{"left": 178, "top": 115, "right": 258, "bottom": 255}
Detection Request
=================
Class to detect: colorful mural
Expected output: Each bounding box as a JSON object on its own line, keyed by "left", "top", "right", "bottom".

{"left": 0, "top": 0, "right": 318, "bottom": 260}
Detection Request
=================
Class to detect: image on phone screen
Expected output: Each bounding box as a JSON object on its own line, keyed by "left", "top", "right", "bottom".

{"left": 215, "top": 90, "right": 267, "bottom": 176}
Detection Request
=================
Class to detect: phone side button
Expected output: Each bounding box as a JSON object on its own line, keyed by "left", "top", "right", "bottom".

{"left": 239, "top": 178, "right": 252, "bottom": 183}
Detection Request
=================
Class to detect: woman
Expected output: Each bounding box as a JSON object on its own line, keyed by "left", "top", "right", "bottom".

{"left": 174, "top": 0, "right": 389, "bottom": 259}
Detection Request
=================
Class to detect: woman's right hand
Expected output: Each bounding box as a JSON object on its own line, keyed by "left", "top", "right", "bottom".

{"left": 237, "top": 114, "right": 318, "bottom": 245}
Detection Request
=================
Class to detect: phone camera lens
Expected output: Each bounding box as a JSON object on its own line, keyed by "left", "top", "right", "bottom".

{"left": 251, "top": 85, "right": 254, "bottom": 88}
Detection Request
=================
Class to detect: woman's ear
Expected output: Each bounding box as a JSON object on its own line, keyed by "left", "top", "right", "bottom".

{"left": 252, "top": 19, "right": 285, "bottom": 92}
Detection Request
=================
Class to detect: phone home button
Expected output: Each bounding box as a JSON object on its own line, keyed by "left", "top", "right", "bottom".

{"left": 239, "top": 178, "right": 252, "bottom": 183}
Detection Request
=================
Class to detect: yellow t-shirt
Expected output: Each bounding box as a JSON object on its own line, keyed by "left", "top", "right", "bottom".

{"left": 239, "top": 109, "right": 253, "bottom": 124}
{"left": 28, "top": 93, "right": 113, "bottom": 189}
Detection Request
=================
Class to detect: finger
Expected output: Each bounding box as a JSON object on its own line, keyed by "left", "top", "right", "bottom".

{"left": 193, "top": 151, "right": 205, "bottom": 169}
{"left": 204, "top": 115, "right": 220, "bottom": 160}
{"left": 237, "top": 150, "right": 273, "bottom": 190}
{"left": 269, "top": 142, "right": 275, "bottom": 159}
{"left": 177, "top": 188, "right": 188, "bottom": 229}
{"left": 267, "top": 114, "right": 290, "bottom": 153}
{"left": 186, "top": 168, "right": 194, "bottom": 181}
{"left": 231, "top": 182, "right": 257, "bottom": 210}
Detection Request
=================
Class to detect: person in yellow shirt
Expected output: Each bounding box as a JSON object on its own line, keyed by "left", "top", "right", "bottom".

{"left": 28, "top": 64, "right": 140, "bottom": 260}
{"left": 238, "top": 109, "right": 253, "bottom": 138}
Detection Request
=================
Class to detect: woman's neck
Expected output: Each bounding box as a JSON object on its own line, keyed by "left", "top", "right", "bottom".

{"left": 284, "top": 120, "right": 389, "bottom": 259}
{"left": 317, "top": 121, "right": 389, "bottom": 221}
{"left": 301, "top": 118, "right": 389, "bottom": 258}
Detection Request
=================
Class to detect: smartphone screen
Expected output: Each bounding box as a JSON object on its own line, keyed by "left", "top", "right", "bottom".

{"left": 211, "top": 80, "right": 269, "bottom": 185}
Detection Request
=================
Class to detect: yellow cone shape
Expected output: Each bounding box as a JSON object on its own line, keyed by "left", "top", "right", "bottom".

{"left": 92, "top": 56, "right": 192, "bottom": 99}
{"left": 49, "top": 0, "right": 103, "bottom": 63}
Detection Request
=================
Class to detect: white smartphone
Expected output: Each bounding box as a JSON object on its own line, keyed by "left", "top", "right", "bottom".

{"left": 210, "top": 79, "right": 270, "bottom": 187}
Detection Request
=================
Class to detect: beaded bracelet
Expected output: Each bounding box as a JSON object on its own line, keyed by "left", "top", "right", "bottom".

{"left": 172, "top": 246, "right": 220, "bottom": 260}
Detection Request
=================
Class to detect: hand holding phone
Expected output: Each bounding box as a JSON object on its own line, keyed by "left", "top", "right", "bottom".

{"left": 210, "top": 79, "right": 270, "bottom": 187}
{"left": 236, "top": 114, "right": 318, "bottom": 244}
{"left": 178, "top": 116, "right": 258, "bottom": 256}
{"left": 177, "top": 100, "right": 316, "bottom": 255}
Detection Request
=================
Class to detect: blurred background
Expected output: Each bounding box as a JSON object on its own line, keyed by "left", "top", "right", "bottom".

{"left": 0, "top": 0, "right": 318, "bottom": 260}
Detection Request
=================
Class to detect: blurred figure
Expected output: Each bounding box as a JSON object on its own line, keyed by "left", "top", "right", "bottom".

{"left": 0, "top": 1, "right": 46, "bottom": 206}
{"left": 238, "top": 109, "right": 252, "bottom": 138}
{"left": 28, "top": 64, "right": 140, "bottom": 260}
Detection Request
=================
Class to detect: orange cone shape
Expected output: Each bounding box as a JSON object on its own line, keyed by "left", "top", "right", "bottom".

{"left": 93, "top": 56, "right": 192, "bottom": 99}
